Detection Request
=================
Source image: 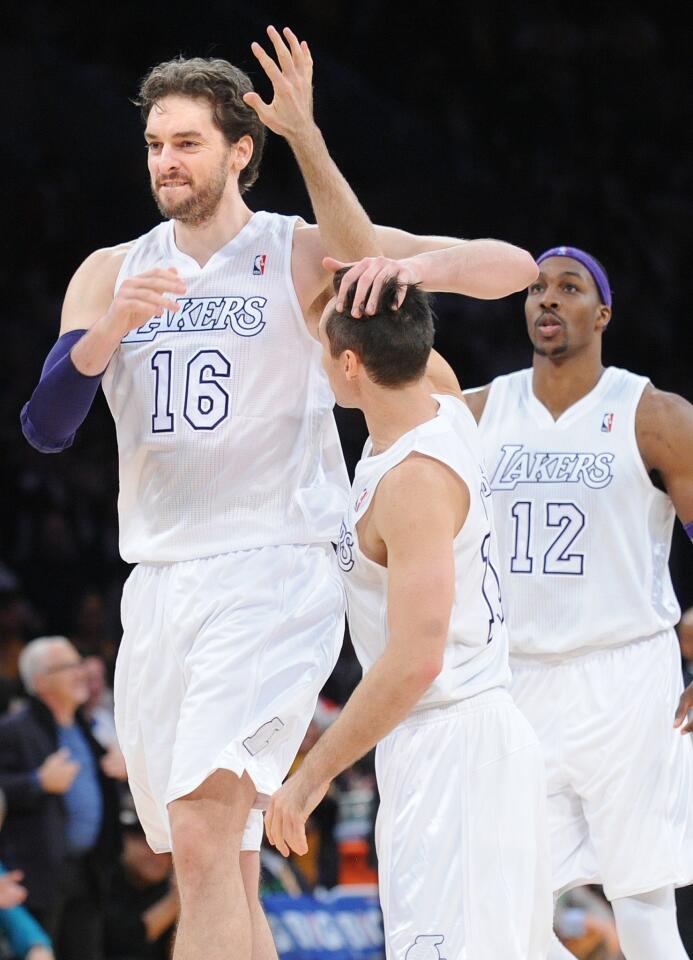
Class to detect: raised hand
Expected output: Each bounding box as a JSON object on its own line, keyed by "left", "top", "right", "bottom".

{"left": 324, "top": 255, "right": 419, "bottom": 318}
{"left": 243, "top": 26, "right": 314, "bottom": 142}
{"left": 105, "top": 267, "right": 186, "bottom": 336}
{"left": 0, "top": 870, "right": 27, "bottom": 909}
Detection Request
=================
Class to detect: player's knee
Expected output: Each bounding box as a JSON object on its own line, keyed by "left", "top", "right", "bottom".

{"left": 169, "top": 805, "right": 227, "bottom": 884}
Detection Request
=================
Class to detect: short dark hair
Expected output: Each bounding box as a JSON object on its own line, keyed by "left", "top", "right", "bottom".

{"left": 136, "top": 56, "right": 265, "bottom": 194}
{"left": 325, "top": 270, "right": 435, "bottom": 387}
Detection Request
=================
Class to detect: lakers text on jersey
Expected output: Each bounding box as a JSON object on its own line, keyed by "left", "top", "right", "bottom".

{"left": 102, "top": 211, "right": 349, "bottom": 563}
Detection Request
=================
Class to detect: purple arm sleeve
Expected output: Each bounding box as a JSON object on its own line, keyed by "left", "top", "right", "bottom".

{"left": 20, "top": 329, "right": 104, "bottom": 453}
{"left": 685, "top": 521, "right": 693, "bottom": 542}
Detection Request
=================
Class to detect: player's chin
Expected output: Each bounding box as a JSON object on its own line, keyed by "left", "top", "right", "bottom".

{"left": 532, "top": 338, "right": 569, "bottom": 358}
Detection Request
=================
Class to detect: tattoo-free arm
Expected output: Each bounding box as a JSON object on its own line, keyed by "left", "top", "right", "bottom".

{"left": 636, "top": 386, "right": 693, "bottom": 733}
{"left": 265, "top": 456, "right": 467, "bottom": 854}
{"left": 636, "top": 386, "right": 693, "bottom": 530}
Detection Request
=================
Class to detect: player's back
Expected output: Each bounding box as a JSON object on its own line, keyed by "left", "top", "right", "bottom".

{"left": 478, "top": 367, "right": 680, "bottom": 661}
{"left": 338, "top": 394, "right": 510, "bottom": 711}
{"left": 102, "top": 211, "right": 348, "bottom": 563}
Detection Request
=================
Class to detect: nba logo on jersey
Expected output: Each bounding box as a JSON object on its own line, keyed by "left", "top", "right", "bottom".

{"left": 253, "top": 254, "right": 267, "bottom": 275}
{"left": 355, "top": 488, "right": 368, "bottom": 511}
{"left": 601, "top": 412, "right": 615, "bottom": 433}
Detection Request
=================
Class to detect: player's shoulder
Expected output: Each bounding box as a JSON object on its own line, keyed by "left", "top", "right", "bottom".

{"left": 74, "top": 240, "right": 137, "bottom": 282}
{"left": 379, "top": 451, "right": 467, "bottom": 514}
{"left": 636, "top": 381, "right": 693, "bottom": 433}
{"left": 60, "top": 240, "right": 138, "bottom": 334}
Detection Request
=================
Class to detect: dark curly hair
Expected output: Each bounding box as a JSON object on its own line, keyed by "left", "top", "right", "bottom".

{"left": 136, "top": 56, "right": 266, "bottom": 194}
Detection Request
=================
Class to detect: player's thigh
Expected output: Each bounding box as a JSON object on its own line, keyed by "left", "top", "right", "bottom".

{"left": 375, "top": 693, "right": 551, "bottom": 960}
{"left": 166, "top": 544, "right": 344, "bottom": 807}
{"left": 571, "top": 632, "right": 693, "bottom": 899}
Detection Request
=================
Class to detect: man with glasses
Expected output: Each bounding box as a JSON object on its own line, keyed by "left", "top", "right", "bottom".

{"left": 0, "top": 637, "right": 121, "bottom": 960}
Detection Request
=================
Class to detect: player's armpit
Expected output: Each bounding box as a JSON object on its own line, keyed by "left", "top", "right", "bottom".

{"left": 59, "top": 244, "right": 132, "bottom": 334}
{"left": 636, "top": 386, "right": 693, "bottom": 526}
{"left": 461, "top": 385, "right": 491, "bottom": 424}
{"left": 377, "top": 455, "right": 470, "bottom": 681}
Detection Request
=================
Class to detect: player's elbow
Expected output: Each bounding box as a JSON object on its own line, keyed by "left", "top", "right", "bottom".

{"left": 415, "top": 656, "right": 444, "bottom": 688}
{"left": 510, "top": 247, "right": 540, "bottom": 289}
{"left": 476, "top": 245, "right": 539, "bottom": 299}
{"left": 402, "top": 632, "right": 446, "bottom": 691}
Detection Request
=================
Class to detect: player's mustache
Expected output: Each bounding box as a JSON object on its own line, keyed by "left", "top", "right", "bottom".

{"left": 155, "top": 175, "right": 193, "bottom": 188}
{"left": 535, "top": 309, "right": 564, "bottom": 327}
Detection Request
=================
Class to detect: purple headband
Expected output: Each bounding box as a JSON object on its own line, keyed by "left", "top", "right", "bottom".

{"left": 537, "top": 246, "right": 612, "bottom": 307}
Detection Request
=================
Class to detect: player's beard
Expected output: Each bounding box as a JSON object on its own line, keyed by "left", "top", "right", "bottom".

{"left": 152, "top": 154, "right": 230, "bottom": 225}
{"left": 533, "top": 341, "right": 569, "bottom": 358}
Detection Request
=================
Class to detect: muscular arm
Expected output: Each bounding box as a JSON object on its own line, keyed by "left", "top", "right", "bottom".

{"left": 244, "top": 27, "right": 379, "bottom": 323}
{"left": 329, "top": 239, "right": 536, "bottom": 325}
{"left": 381, "top": 234, "right": 538, "bottom": 299}
{"left": 21, "top": 246, "right": 184, "bottom": 452}
{"left": 265, "top": 456, "right": 468, "bottom": 854}
{"left": 636, "top": 385, "right": 693, "bottom": 732}
{"left": 636, "top": 385, "right": 693, "bottom": 528}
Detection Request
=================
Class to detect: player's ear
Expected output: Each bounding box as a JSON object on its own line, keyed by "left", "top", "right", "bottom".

{"left": 230, "top": 135, "right": 253, "bottom": 173}
{"left": 596, "top": 305, "right": 611, "bottom": 333}
{"left": 344, "top": 349, "right": 360, "bottom": 382}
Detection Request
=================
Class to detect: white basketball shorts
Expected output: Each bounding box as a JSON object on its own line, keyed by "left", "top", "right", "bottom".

{"left": 114, "top": 543, "right": 344, "bottom": 853}
{"left": 511, "top": 629, "right": 693, "bottom": 900}
{"left": 375, "top": 689, "right": 552, "bottom": 960}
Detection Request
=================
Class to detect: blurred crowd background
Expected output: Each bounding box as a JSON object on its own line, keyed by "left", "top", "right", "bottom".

{"left": 0, "top": 2, "right": 691, "bottom": 958}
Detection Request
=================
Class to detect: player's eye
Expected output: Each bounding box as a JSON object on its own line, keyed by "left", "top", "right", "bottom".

{"left": 180, "top": 141, "right": 199, "bottom": 149}
{"left": 146, "top": 142, "right": 161, "bottom": 152}
{"left": 528, "top": 283, "right": 544, "bottom": 294}
{"left": 563, "top": 283, "right": 578, "bottom": 293}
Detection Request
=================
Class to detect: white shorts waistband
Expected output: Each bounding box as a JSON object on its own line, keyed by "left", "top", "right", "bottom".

{"left": 399, "top": 687, "right": 511, "bottom": 729}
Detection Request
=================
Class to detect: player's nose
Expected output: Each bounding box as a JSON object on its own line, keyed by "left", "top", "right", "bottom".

{"left": 157, "top": 143, "right": 180, "bottom": 169}
{"left": 539, "top": 286, "right": 560, "bottom": 309}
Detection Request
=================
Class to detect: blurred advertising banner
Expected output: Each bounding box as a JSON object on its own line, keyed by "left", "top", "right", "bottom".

{"left": 263, "top": 892, "right": 384, "bottom": 959}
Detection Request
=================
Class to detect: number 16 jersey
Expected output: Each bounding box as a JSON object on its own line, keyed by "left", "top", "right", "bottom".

{"left": 477, "top": 367, "right": 680, "bottom": 662}
{"left": 102, "top": 212, "right": 349, "bottom": 563}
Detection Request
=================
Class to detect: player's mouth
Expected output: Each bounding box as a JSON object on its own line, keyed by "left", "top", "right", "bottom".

{"left": 158, "top": 180, "right": 191, "bottom": 189}
{"left": 536, "top": 313, "right": 564, "bottom": 337}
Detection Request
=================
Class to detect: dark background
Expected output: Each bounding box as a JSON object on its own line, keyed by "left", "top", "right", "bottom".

{"left": 1, "top": 1, "right": 690, "bottom": 644}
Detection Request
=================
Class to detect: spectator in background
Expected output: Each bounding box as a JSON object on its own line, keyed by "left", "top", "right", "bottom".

{"left": 0, "top": 637, "right": 120, "bottom": 959}
{"left": 82, "top": 656, "right": 127, "bottom": 783}
{"left": 104, "top": 813, "right": 179, "bottom": 960}
{"left": 0, "top": 788, "right": 54, "bottom": 960}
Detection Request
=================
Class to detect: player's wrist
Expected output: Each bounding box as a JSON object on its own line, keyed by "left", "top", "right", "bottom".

{"left": 287, "top": 122, "right": 326, "bottom": 161}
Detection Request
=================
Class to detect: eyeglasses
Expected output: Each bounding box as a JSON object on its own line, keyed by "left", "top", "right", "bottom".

{"left": 42, "top": 659, "right": 85, "bottom": 676}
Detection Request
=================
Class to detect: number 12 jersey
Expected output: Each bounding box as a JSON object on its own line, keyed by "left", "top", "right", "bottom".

{"left": 477, "top": 367, "right": 680, "bottom": 662}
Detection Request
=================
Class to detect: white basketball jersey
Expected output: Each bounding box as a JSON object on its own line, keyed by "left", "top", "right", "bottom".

{"left": 101, "top": 212, "right": 349, "bottom": 563}
{"left": 477, "top": 367, "right": 680, "bottom": 661}
{"left": 337, "top": 394, "right": 510, "bottom": 711}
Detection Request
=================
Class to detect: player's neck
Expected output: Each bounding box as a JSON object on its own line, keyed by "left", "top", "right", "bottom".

{"left": 172, "top": 193, "right": 254, "bottom": 268}
{"left": 363, "top": 382, "right": 439, "bottom": 456}
{"left": 532, "top": 351, "right": 606, "bottom": 420}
